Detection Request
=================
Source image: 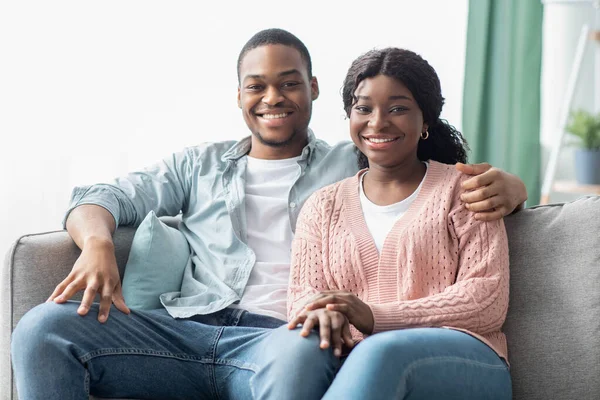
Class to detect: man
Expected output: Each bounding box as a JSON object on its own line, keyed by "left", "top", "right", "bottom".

{"left": 12, "top": 28, "right": 527, "bottom": 399}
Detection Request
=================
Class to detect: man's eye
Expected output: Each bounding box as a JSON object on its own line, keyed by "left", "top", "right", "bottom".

{"left": 246, "top": 85, "right": 263, "bottom": 91}
{"left": 282, "top": 82, "right": 300, "bottom": 88}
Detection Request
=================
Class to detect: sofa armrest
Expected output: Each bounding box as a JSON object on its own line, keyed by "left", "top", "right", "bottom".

{"left": 1, "top": 226, "right": 137, "bottom": 399}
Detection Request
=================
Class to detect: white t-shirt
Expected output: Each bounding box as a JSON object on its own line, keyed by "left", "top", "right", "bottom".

{"left": 359, "top": 164, "right": 428, "bottom": 252}
{"left": 230, "top": 155, "right": 302, "bottom": 321}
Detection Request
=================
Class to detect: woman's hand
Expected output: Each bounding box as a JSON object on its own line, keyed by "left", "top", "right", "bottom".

{"left": 304, "top": 291, "right": 375, "bottom": 335}
{"left": 288, "top": 308, "right": 353, "bottom": 357}
{"left": 456, "top": 162, "right": 528, "bottom": 221}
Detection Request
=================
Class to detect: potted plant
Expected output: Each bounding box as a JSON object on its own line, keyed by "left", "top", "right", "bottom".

{"left": 566, "top": 109, "right": 600, "bottom": 185}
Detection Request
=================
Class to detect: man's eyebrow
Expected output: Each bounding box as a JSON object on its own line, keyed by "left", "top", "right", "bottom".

{"left": 278, "top": 69, "right": 302, "bottom": 77}
{"left": 243, "top": 69, "right": 302, "bottom": 81}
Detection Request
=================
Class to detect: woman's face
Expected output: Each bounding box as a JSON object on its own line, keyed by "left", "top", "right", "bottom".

{"left": 350, "top": 74, "right": 427, "bottom": 169}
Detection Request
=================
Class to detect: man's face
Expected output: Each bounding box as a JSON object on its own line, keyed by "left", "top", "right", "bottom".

{"left": 238, "top": 45, "right": 319, "bottom": 151}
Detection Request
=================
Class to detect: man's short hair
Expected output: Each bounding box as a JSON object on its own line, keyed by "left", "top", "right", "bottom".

{"left": 237, "top": 28, "right": 313, "bottom": 83}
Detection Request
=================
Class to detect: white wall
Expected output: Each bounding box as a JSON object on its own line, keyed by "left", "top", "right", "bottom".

{"left": 0, "top": 0, "right": 468, "bottom": 260}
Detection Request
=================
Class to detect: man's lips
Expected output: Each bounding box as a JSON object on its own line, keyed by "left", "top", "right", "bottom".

{"left": 255, "top": 111, "right": 294, "bottom": 127}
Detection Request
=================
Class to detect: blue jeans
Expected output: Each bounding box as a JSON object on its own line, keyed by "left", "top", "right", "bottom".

{"left": 11, "top": 301, "right": 340, "bottom": 400}
{"left": 324, "top": 328, "right": 512, "bottom": 400}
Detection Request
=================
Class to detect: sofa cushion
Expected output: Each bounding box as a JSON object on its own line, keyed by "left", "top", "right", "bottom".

{"left": 122, "top": 211, "right": 190, "bottom": 310}
{"left": 503, "top": 196, "right": 600, "bottom": 400}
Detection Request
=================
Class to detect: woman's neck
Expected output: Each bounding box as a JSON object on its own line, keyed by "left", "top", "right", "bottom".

{"left": 363, "top": 159, "right": 427, "bottom": 206}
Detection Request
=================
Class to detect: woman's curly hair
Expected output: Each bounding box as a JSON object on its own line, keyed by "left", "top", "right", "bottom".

{"left": 342, "top": 48, "right": 469, "bottom": 169}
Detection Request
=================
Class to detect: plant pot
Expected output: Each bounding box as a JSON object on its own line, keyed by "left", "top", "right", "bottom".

{"left": 574, "top": 149, "right": 600, "bottom": 185}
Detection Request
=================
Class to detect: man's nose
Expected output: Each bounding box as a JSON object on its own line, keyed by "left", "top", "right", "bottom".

{"left": 262, "top": 86, "right": 285, "bottom": 106}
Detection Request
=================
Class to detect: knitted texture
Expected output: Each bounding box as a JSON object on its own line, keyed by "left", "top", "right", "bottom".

{"left": 288, "top": 161, "right": 509, "bottom": 360}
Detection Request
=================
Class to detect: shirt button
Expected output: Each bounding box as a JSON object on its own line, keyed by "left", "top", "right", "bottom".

{"left": 289, "top": 202, "right": 297, "bottom": 209}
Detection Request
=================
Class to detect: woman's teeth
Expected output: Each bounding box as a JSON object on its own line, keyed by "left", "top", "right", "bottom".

{"left": 365, "top": 137, "right": 396, "bottom": 143}
{"left": 261, "top": 113, "right": 289, "bottom": 119}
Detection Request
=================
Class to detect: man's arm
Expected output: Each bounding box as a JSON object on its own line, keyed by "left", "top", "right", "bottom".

{"left": 456, "top": 162, "right": 528, "bottom": 221}
{"left": 48, "top": 204, "right": 129, "bottom": 323}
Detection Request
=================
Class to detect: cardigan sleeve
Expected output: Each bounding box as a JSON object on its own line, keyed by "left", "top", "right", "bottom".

{"left": 369, "top": 204, "right": 510, "bottom": 335}
{"left": 287, "top": 192, "right": 334, "bottom": 321}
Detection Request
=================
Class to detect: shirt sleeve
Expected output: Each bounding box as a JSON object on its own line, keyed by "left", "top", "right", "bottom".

{"left": 369, "top": 204, "right": 510, "bottom": 335}
{"left": 62, "top": 148, "right": 194, "bottom": 229}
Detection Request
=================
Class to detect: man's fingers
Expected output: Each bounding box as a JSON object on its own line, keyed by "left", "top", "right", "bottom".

{"left": 464, "top": 196, "right": 503, "bottom": 213}
{"left": 317, "top": 313, "right": 331, "bottom": 350}
{"left": 460, "top": 184, "right": 499, "bottom": 204}
{"left": 97, "top": 285, "right": 114, "bottom": 323}
{"left": 474, "top": 209, "right": 506, "bottom": 222}
{"left": 112, "top": 285, "right": 131, "bottom": 315}
{"left": 456, "top": 162, "right": 492, "bottom": 176}
{"left": 47, "top": 278, "right": 73, "bottom": 302}
{"left": 78, "top": 283, "right": 99, "bottom": 316}
{"left": 54, "top": 280, "right": 84, "bottom": 303}
{"left": 461, "top": 169, "right": 499, "bottom": 191}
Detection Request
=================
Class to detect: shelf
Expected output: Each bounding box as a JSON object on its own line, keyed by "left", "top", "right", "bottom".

{"left": 552, "top": 180, "right": 600, "bottom": 195}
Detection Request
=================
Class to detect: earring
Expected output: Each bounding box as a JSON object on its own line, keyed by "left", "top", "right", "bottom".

{"left": 421, "top": 130, "right": 429, "bottom": 140}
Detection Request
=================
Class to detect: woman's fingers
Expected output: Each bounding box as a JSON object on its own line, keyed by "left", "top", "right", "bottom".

{"left": 317, "top": 312, "right": 331, "bottom": 349}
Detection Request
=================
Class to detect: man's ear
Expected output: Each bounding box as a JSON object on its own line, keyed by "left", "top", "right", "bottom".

{"left": 237, "top": 87, "right": 242, "bottom": 109}
{"left": 310, "top": 77, "right": 319, "bottom": 101}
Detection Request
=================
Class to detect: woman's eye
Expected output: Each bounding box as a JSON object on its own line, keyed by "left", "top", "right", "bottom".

{"left": 390, "top": 106, "right": 407, "bottom": 113}
{"left": 354, "top": 106, "right": 370, "bottom": 113}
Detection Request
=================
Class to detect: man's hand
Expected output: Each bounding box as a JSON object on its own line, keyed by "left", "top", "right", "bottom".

{"left": 303, "top": 291, "right": 374, "bottom": 335}
{"left": 288, "top": 308, "right": 353, "bottom": 357}
{"left": 456, "top": 162, "right": 528, "bottom": 221}
{"left": 47, "top": 237, "right": 130, "bottom": 323}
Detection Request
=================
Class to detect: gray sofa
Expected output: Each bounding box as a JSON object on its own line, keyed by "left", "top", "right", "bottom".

{"left": 2, "top": 198, "right": 600, "bottom": 400}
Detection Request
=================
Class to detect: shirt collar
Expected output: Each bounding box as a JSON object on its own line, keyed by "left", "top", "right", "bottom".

{"left": 221, "top": 128, "right": 318, "bottom": 164}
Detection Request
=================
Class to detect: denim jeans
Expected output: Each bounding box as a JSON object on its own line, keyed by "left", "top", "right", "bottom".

{"left": 11, "top": 301, "right": 340, "bottom": 400}
{"left": 324, "top": 327, "right": 512, "bottom": 400}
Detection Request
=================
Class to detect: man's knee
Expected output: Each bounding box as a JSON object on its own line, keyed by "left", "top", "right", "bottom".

{"left": 12, "top": 301, "right": 81, "bottom": 355}
{"left": 267, "top": 326, "right": 338, "bottom": 368}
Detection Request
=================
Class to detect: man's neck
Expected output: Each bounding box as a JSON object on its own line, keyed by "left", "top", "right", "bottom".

{"left": 247, "top": 135, "right": 308, "bottom": 160}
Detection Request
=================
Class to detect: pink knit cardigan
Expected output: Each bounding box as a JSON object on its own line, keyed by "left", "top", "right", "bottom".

{"left": 288, "top": 161, "right": 509, "bottom": 361}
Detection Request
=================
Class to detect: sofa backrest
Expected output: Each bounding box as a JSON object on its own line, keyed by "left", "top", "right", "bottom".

{"left": 503, "top": 196, "right": 600, "bottom": 399}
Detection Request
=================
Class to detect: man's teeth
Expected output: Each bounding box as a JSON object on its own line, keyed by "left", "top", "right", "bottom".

{"left": 261, "top": 113, "right": 289, "bottom": 119}
{"left": 365, "top": 137, "right": 396, "bottom": 143}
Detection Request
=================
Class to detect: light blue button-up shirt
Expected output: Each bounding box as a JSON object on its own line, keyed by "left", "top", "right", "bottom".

{"left": 64, "top": 130, "right": 359, "bottom": 318}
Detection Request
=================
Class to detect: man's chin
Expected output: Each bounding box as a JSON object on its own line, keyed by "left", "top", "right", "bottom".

{"left": 253, "top": 130, "right": 297, "bottom": 148}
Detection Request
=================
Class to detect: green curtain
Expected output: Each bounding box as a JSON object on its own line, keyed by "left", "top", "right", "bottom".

{"left": 462, "top": 0, "right": 543, "bottom": 205}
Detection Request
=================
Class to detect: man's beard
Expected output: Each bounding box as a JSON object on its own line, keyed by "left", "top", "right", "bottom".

{"left": 253, "top": 129, "right": 298, "bottom": 148}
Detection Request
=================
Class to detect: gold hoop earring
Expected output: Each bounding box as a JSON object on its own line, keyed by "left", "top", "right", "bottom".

{"left": 421, "top": 130, "right": 429, "bottom": 140}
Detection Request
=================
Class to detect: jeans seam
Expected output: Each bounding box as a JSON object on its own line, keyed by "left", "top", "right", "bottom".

{"left": 78, "top": 349, "right": 213, "bottom": 364}
{"left": 213, "top": 357, "right": 259, "bottom": 373}
{"left": 210, "top": 327, "right": 225, "bottom": 400}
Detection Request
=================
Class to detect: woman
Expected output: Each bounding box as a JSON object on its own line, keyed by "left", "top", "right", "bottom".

{"left": 287, "top": 48, "right": 511, "bottom": 399}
